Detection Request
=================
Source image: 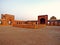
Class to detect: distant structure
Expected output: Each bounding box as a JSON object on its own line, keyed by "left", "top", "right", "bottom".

{"left": 38, "top": 15, "right": 48, "bottom": 24}
{"left": 50, "top": 16, "right": 57, "bottom": 20}
{"left": 48, "top": 16, "right": 60, "bottom": 26}
{"left": 0, "top": 14, "right": 60, "bottom": 29}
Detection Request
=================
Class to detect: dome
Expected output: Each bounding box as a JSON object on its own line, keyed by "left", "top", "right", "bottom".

{"left": 50, "top": 16, "right": 57, "bottom": 20}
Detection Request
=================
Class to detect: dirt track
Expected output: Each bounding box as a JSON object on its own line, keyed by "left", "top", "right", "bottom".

{"left": 0, "top": 26, "right": 60, "bottom": 45}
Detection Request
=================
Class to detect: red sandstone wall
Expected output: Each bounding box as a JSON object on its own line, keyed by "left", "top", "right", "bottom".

{"left": 38, "top": 15, "right": 48, "bottom": 24}
{"left": 0, "top": 14, "right": 60, "bottom": 29}
{"left": 0, "top": 14, "right": 14, "bottom": 26}
{"left": 13, "top": 21, "right": 46, "bottom": 29}
{"left": 47, "top": 21, "right": 60, "bottom": 26}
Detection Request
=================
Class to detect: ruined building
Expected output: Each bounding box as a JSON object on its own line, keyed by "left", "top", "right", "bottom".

{"left": 0, "top": 14, "right": 60, "bottom": 29}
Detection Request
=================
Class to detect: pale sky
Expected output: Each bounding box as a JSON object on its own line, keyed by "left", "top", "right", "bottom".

{"left": 0, "top": 0, "right": 60, "bottom": 20}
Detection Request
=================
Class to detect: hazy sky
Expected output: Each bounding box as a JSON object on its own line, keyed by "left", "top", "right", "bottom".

{"left": 0, "top": 0, "right": 60, "bottom": 20}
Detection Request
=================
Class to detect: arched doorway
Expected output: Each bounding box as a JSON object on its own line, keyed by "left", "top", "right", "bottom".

{"left": 0, "top": 20, "right": 2, "bottom": 25}
{"left": 48, "top": 22, "right": 50, "bottom": 25}
{"left": 40, "top": 18, "right": 45, "bottom": 24}
{"left": 8, "top": 20, "right": 12, "bottom": 25}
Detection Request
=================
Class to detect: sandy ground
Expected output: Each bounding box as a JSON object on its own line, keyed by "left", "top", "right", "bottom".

{"left": 0, "top": 26, "right": 60, "bottom": 45}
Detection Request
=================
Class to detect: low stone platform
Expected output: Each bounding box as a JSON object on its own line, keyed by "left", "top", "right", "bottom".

{"left": 13, "top": 24, "right": 46, "bottom": 29}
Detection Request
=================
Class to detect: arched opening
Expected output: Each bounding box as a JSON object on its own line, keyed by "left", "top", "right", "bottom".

{"left": 48, "top": 22, "right": 50, "bottom": 25}
{"left": 55, "top": 21, "right": 57, "bottom": 26}
{"left": 8, "top": 20, "right": 12, "bottom": 25}
{"left": 53, "top": 22, "right": 55, "bottom": 25}
{"left": 40, "top": 18, "right": 45, "bottom": 24}
{"left": 48, "top": 22, "right": 50, "bottom": 24}
{"left": 0, "top": 20, "right": 2, "bottom": 25}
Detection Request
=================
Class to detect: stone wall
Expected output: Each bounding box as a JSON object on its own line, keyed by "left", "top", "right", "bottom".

{"left": 0, "top": 14, "right": 14, "bottom": 26}
{"left": 1, "top": 14, "right": 60, "bottom": 29}
{"left": 13, "top": 23, "right": 46, "bottom": 29}
{"left": 48, "top": 20, "right": 60, "bottom": 26}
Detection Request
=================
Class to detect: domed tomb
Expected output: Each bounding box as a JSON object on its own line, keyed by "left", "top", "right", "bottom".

{"left": 50, "top": 16, "right": 57, "bottom": 20}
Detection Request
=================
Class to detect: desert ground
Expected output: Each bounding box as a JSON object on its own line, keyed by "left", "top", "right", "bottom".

{"left": 0, "top": 26, "right": 60, "bottom": 45}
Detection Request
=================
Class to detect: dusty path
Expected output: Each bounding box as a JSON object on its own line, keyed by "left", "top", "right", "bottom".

{"left": 0, "top": 26, "right": 60, "bottom": 45}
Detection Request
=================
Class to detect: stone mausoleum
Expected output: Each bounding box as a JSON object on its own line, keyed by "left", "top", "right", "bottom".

{"left": 0, "top": 14, "right": 60, "bottom": 29}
